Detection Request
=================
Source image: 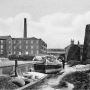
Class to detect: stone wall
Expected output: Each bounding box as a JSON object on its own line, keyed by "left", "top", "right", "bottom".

{"left": 0, "top": 63, "right": 34, "bottom": 76}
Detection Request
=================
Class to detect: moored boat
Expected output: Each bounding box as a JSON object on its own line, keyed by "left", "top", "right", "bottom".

{"left": 33, "top": 55, "right": 62, "bottom": 74}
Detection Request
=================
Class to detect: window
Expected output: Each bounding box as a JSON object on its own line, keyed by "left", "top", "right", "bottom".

{"left": 1, "top": 50, "right": 3, "bottom": 54}
{"left": 31, "top": 50, "right": 33, "bottom": 54}
{"left": 26, "top": 40, "right": 28, "bottom": 44}
{"left": 26, "top": 46, "right": 28, "bottom": 49}
{"left": 9, "top": 41, "right": 11, "bottom": 44}
{"left": 14, "top": 40, "right": 16, "bottom": 44}
{"left": 14, "top": 46, "right": 16, "bottom": 49}
{"left": 36, "top": 46, "right": 38, "bottom": 49}
{"left": 19, "top": 40, "right": 21, "bottom": 44}
{"left": 19, "top": 52, "right": 21, "bottom": 55}
{"left": 31, "top": 40, "right": 33, "bottom": 44}
{"left": 25, "top": 51, "right": 28, "bottom": 55}
{"left": 19, "top": 45, "right": 21, "bottom": 49}
{"left": 36, "top": 40, "right": 39, "bottom": 44}
{"left": 1, "top": 40, "right": 3, "bottom": 44}
{"left": 31, "top": 46, "right": 33, "bottom": 49}
{"left": 14, "top": 51, "right": 16, "bottom": 54}
{"left": 1, "top": 45, "right": 3, "bottom": 49}
{"left": 36, "top": 50, "right": 39, "bottom": 54}
{"left": 9, "top": 46, "right": 11, "bottom": 49}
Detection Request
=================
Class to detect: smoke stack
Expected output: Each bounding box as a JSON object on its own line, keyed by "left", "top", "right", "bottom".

{"left": 24, "top": 18, "right": 27, "bottom": 38}
{"left": 82, "top": 24, "right": 90, "bottom": 61}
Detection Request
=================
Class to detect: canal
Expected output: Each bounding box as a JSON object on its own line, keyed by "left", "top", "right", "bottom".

{"left": 30, "top": 74, "right": 61, "bottom": 90}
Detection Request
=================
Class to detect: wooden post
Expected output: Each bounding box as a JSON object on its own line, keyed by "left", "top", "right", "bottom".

{"left": 15, "top": 60, "right": 18, "bottom": 77}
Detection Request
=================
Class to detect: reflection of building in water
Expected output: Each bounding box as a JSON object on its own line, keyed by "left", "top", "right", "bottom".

{"left": 0, "top": 18, "right": 47, "bottom": 58}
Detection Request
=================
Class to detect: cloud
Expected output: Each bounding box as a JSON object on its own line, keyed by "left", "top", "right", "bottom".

{"left": 40, "top": 13, "right": 74, "bottom": 27}
{"left": 0, "top": 12, "right": 90, "bottom": 48}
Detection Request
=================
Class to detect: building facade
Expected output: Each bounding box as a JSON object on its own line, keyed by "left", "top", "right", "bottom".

{"left": 0, "top": 36, "right": 47, "bottom": 57}
{"left": 0, "top": 36, "right": 12, "bottom": 57}
{"left": 12, "top": 37, "right": 47, "bottom": 56}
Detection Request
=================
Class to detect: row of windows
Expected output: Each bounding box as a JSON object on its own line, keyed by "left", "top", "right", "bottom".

{"left": 0, "top": 40, "right": 11, "bottom": 44}
{"left": 0, "top": 45, "right": 11, "bottom": 49}
{"left": 13, "top": 50, "right": 39, "bottom": 55}
{"left": 13, "top": 40, "right": 39, "bottom": 44}
{"left": 13, "top": 45, "right": 39, "bottom": 49}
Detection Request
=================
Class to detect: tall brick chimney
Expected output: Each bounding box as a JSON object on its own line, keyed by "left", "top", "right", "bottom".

{"left": 24, "top": 18, "right": 27, "bottom": 38}
{"left": 82, "top": 24, "right": 90, "bottom": 62}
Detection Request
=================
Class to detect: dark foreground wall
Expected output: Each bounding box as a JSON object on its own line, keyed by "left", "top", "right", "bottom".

{"left": 83, "top": 24, "right": 90, "bottom": 63}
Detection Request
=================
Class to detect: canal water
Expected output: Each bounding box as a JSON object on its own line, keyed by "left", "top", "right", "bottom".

{"left": 31, "top": 73, "right": 74, "bottom": 90}
{"left": 30, "top": 74, "right": 63, "bottom": 90}
{"left": 31, "top": 65, "right": 74, "bottom": 90}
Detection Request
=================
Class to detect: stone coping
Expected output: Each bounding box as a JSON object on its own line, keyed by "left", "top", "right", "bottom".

{"left": 0, "top": 60, "right": 39, "bottom": 68}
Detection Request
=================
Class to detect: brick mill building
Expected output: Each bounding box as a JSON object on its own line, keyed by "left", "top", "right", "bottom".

{"left": 0, "top": 18, "right": 47, "bottom": 58}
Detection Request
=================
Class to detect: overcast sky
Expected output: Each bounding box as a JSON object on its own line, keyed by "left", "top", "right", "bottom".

{"left": 0, "top": 0, "right": 90, "bottom": 48}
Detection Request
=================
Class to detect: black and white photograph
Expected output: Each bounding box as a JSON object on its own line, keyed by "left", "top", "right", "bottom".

{"left": 0, "top": 0, "right": 90, "bottom": 90}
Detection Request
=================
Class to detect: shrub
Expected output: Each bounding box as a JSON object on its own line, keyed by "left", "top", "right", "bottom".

{"left": 61, "top": 71, "right": 90, "bottom": 90}
{"left": 8, "top": 55, "right": 35, "bottom": 61}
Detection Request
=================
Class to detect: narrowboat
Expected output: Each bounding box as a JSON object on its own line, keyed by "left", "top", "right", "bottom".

{"left": 33, "top": 55, "right": 62, "bottom": 74}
